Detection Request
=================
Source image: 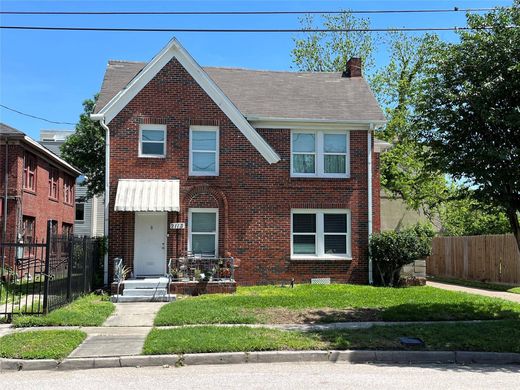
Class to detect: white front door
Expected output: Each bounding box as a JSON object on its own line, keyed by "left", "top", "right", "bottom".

{"left": 134, "top": 212, "right": 167, "bottom": 276}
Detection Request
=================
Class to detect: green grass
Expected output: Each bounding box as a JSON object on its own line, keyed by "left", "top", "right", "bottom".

{"left": 429, "top": 276, "right": 520, "bottom": 294}
{"left": 12, "top": 294, "right": 114, "bottom": 327}
{"left": 317, "top": 320, "right": 520, "bottom": 353}
{"left": 143, "top": 326, "right": 325, "bottom": 354}
{"left": 0, "top": 330, "right": 86, "bottom": 359}
{"left": 154, "top": 284, "right": 520, "bottom": 325}
{"left": 144, "top": 321, "right": 520, "bottom": 355}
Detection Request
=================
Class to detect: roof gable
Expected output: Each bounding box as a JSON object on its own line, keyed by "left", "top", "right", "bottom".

{"left": 0, "top": 123, "right": 81, "bottom": 175}
{"left": 93, "top": 38, "right": 280, "bottom": 164}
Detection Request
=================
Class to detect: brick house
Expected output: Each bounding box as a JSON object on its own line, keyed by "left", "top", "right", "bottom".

{"left": 92, "top": 38, "right": 388, "bottom": 286}
{"left": 0, "top": 123, "right": 81, "bottom": 246}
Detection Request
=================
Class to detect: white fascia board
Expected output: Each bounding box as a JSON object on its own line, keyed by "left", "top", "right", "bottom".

{"left": 248, "top": 116, "right": 387, "bottom": 130}
{"left": 95, "top": 38, "right": 280, "bottom": 165}
{"left": 24, "top": 136, "right": 82, "bottom": 176}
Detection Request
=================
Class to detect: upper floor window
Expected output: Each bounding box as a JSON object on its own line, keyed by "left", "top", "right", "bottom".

{"left": 23, "top": 153, "right": 37, "bottom": 191}
{"left": 189, "top": 126, "right": 219, "bottom": 176}
{"left": 291, "top": 131, "right": 349, "bottom": 178}
{"left": 75, "top": 203, "right": 85, "bottom": 222}
{"left": 139, "top": 124, "right": 166, "bottom": 158}
{"left": 48, "top": 168, "right": 59, "bottom": 200}
{"left": 63, "top": 176, "right": 74, "bottom": 205}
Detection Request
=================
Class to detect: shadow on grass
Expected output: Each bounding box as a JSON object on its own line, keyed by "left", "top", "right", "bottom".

{"left": 381, "top": 302, "right": 520, "bottom": 322}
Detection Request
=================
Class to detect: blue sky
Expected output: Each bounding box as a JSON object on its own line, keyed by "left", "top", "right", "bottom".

{"left": 0, "top": 0, "right": 513, "bottom": 139}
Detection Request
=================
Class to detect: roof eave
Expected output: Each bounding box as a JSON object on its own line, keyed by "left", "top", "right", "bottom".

{"left": 93, "top": 38, "right": 281, "bottom": 164}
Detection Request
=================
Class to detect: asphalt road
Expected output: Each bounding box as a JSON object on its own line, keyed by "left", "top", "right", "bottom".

{"left": 2, "top": 362, "right": 519, "bottom": 390}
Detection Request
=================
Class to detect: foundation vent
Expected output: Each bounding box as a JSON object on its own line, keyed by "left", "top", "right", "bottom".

{"left": 311, "top": 278, "right": 331, "bottom": 285}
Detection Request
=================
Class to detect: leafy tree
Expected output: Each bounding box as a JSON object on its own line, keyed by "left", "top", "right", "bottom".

{"left": 439, "top": 194, "right": 511, "bottom": 236}
{"left": 61, "top": 96, "right": 105, "bottom": 199}
{"left": 416, "top": 3, "right": 520, "bottom": 250}
{"left": 292, "top": 17, "right": 449, "bottom": 215}
{"left": 371, "top": 33, "right": 449, "bottom": 215}
{"left": 292, "top": 12, "right": 376, "bottom": 73}
{"left": 370, "top": 223, "right": 434, "bottom": 286}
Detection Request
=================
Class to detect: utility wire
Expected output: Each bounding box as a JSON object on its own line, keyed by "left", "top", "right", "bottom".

{"left": 0, "top": 104, "right": 76, "bottom": 125}
{"left": 0, "top": 7, "right": 508, "bottom": 15}
{"left": 1, "top": 25, "right": 513, "bottom": 33}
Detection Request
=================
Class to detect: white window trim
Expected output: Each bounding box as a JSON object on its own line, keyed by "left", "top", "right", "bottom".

{"left": 189, "top": 125, "right": 219, "bottom": 176}
{"left": 290, "top": 130, "right": 350, "bottom": 178}
{"left": 188, "top": 208, "right": 219, "bottom": 257}
{"left": 139, "top": 124, "right": 166, "bottom": 158}
{"left": 291, "top": 209, "right": 351, "bottom": 260}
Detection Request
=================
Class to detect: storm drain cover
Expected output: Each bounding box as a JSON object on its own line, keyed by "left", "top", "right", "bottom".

{"left": 399, "top": 337, "right": 425, "bottom": 347}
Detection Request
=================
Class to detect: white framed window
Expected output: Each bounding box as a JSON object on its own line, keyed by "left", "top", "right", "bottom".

{"left": 139, "top": 124, "right": 166, "bottom": 158}
{"left": 291, "top": 130, "right": 349, "bottom": 178}
{"left": 188, "top": 208, "right": 218, "bottom": 257}
{"left": 189, "top": 126, "right": 219, "bottom": 176}
{"left": 291, "top": 209, "right": 351, "bottom": 260}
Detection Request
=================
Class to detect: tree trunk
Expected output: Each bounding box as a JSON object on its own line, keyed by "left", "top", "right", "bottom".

{"left": 506, "top": 207, "right": 520, "bottom": 253}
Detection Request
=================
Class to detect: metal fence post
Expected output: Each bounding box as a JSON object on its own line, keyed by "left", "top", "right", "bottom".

{"left": 42, "top": 220, "right": 51, "bottom": 315}
{"left": 66, "top": 236, "right": 73, "bottom": 302}
{"left": 83, "top": 236, "right": 88, "bottom": 293}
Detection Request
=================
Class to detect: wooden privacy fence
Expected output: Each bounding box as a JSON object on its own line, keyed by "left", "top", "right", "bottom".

{"left": 428, "top": 234, "right": 520, "bottom": 284}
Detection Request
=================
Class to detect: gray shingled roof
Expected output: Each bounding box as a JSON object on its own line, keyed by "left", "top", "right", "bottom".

{"left": 0, "top": 122, "right": 25, "bottom": 136}
{"left": 94, "top": 60, "right": 386, "bottom": 123}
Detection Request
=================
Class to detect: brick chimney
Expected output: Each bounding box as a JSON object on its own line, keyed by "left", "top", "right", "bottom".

{"left": 343, "top": 57, "right": 362, "bottom": 77}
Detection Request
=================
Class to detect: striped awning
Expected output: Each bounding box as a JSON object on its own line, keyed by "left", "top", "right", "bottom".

{"left": 114, "top": 179, "right": 180, "bottom": 212}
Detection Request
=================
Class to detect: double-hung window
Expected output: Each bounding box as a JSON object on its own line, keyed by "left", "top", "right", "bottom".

{"left": 188, "top": 208, "right": 218, "bottom": 257}
{"left": 139, "top": 124, "right": 166, "bottom": 157}
{"left": 291, "top": 131, "right": 349, "bottom": 177}
{"left": 23, "top": 153, "right": 37, "bottom": 191}
{"left": 48, "top": 168, "right": 59, "bottom": 200}
{"left": 291, "top": 209, "right": 351, "bottom": 259}
{"left": 189, "top": 126, "right": 219, "bottom": 176}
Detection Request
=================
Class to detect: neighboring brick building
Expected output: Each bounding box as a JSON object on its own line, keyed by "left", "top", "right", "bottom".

{"left": 0, "top": 123, "right": 81, "bottom": 246}
{"left": 92, "top": 38, "right": 389, "bottom": 286}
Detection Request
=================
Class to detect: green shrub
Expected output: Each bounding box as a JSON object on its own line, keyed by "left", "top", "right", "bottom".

{"left": 370, "top": 223, "right": 434, "bottom": 287}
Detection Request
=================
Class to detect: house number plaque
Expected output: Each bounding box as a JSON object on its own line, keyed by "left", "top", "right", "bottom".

{"left": 169, "top": 223, "right": 186, "bottom": 229}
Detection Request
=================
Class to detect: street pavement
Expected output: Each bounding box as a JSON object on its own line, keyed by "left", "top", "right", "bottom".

{"left": 1, "top": 362, "right": 519, "bottom": 390}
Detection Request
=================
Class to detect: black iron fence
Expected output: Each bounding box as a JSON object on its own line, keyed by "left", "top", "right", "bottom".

{"left": 0, "top": 221, "right": 102, "bottom": 321}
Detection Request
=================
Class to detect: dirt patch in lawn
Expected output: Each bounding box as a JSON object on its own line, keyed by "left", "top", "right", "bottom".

{"left": 252, "top": 308, "right": 383, "bottom": 324}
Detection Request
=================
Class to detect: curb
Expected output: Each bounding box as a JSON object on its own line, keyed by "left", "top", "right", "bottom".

{"left": 1, "top": 350, "right": 520, "bottom": 372}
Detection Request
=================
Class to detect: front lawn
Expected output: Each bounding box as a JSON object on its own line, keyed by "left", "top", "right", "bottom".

{"left": 144, "top": 320, "right": 520, "bottom": 355}
{"left": 143, "top": 326, "right": 324, "bottom": 354}
{"left": 154, "top": 284, "right": 520, "bottom": 325}
{"left": 13, "top": 294, "right": 114, "bottom": 327}
{"left": 0, "top": 330, "right": 86, "bottom": 359}
{"left": 317, "top": 320, "right": 520, "bottom": 353}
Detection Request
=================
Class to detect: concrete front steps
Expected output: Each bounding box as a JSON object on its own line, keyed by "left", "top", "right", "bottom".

{"left": 111, "top": 277, "right": 176, "bottom": 303}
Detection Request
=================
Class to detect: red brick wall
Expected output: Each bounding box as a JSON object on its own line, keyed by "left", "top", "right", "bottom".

{"left": 108, "top": 58, "right": 381, "bottom": 285}
{"left": 0, "top": 141, "right": 76, "bottom": 244}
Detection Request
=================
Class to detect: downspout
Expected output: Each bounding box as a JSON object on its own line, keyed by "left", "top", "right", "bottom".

{"left": 2, "top": 138, "right": 8, "bottom": 272}
{"left": 92, "top": 114, "right": 110, "bottom": 286}
{"left": 367, "top": 125, "right": 373, "bottom": 284}
{"left": 3, "top": 138, "right": 8, "bottom": 243}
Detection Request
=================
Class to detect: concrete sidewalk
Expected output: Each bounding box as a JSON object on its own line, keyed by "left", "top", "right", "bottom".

{"left": 427, "top": 281, "right": 520, "bottom": 303}
{"left": 68, "top": 302, "right": 166, "bottom": 358}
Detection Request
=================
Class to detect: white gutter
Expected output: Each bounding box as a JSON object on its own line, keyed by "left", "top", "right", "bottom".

{"left": 367, "top": 125, "right": 373, "bottom": 285}
{"left": 91, "top": 113, "right": 110, "bottom": 286}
